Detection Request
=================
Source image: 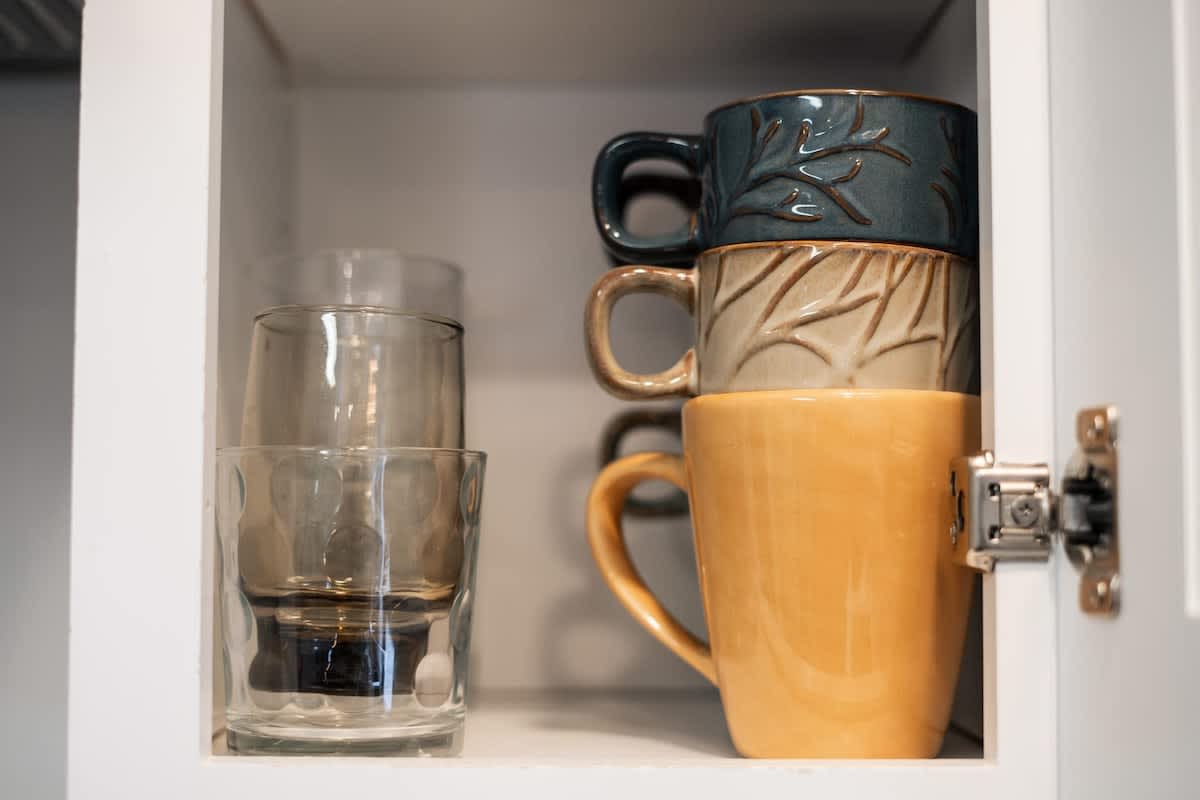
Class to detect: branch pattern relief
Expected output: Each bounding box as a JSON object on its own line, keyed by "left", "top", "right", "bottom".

{"left": 702, "top": 96, "right": 913, "bottom": 233}
{"left": 697, "top": 243, "right": 979, "bottom": 394}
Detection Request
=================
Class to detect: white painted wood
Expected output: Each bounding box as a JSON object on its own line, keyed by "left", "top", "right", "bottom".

{"left": 205, "top": 692, "right": 987, "bottom": 797}
{"left": 210, "top": 691, "right": 991, "bottom": 797}
{"left": 211, "top": 0, "right": 295, "bottom": 734}
{"left": 973, "top": 0, "right": 1057, "bottom": 795}
{"left": 1173, "top": 0, "right": 1200, "bottom": 619}
{"left": 69, "top": 1, "right": 225, "bottom": 798}
{"left": 197, "top": 747, "right": 998, "bottom": 800}
{"left": 252, "top": 0, "right": 942, "bottom": 85}
{"left": 1049, "top": 1, "right": 1200, "bottom": 797}
{"left": 193, "top": 765, "right": 1000, "bottom": 799}
{"left": 210, "top": 689, "right": 980, "bottom": 759}
{"left": 426, "top": 690, "right": 741, "bottom": 760}
{"left": 217, "top": 0, "right": 294, "bottom": 450}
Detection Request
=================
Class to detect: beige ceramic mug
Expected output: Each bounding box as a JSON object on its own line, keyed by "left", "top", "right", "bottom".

{"left": 585, "top": 241, "right": 978, "bottom": 399}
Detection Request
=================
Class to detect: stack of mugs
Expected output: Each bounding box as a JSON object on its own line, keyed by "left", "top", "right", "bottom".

{"left": 585, "top": 90, "right": 981, "bottom": 758}
{"left": 214, "top": 252, "right": 486, "bottom": 756}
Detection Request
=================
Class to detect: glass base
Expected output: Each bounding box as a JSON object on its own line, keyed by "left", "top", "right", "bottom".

{"left": 225, "top": 720, "right": 463, "bottom": 756}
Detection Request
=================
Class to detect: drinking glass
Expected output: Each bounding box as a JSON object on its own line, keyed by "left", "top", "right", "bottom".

{"left": 216, "top": 446, "right": 486, "bottom": 755}
{"left": 270, "top": 250, "right": 463, "bottom": 322}
{"left": 240, "top": 305, "right": 464, "bottom": 449}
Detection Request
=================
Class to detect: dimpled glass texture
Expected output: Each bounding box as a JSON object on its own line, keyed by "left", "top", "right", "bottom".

{"left": 216, "top": 446, "right": 485, "bottom": 755}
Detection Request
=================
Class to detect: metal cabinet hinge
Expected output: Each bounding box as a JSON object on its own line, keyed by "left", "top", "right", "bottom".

{"left": 948, "top": 405, "right": 1120, "bottom": 617}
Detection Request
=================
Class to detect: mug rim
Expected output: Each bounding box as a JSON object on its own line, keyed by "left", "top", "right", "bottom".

{"left": 254, "top": 303, "right": 464, "bottom": 332}
{"left": 704, "top": 88, "right": 975, "bottom": 121}
{"left": 685, "top": 387, "right": 978, "bottom": 411}
{"left": 697, "top": 239, "right": 974, "bottom": 262}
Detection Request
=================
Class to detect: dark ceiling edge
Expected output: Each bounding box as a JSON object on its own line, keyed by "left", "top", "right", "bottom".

{"left": 0, "top": 60, "right": 78, "bottom": 74}
{"left": 241, "top": 0, "right": 291, "bottom": 74}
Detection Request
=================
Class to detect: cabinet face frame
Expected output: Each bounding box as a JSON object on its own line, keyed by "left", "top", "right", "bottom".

{"left": 1173, "top": 0, "right": 1200, "bottom": 620}
{"left": 67, "top": 1, "right": 1058, "bottom": 797}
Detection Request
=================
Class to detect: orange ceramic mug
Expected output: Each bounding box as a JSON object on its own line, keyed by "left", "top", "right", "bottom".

{"left": 586, "top": 389, "right": 978, "bottom": 758}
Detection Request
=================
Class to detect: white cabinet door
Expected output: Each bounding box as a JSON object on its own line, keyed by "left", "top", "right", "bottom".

{"left": 1049, "top": 1, "right": 1200, "bottom": 798}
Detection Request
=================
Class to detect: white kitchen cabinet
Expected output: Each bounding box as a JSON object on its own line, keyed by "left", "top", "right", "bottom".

{"left": 67, "top": 0, "right": 1198, "bottom": 797}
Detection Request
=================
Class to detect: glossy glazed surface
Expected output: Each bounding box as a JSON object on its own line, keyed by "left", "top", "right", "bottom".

{"left": 587, "top": 389, "right": 979, "bottom": 758}
{"left": 586, "top": 241, "right": 980, "bottom": 399}
{"left": 593, "top": 90, "right": 978, "bottom": 264}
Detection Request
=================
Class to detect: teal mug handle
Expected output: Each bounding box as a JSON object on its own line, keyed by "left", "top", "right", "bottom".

{"left": 592, "top": 132, "right": 704, "bottom": 264}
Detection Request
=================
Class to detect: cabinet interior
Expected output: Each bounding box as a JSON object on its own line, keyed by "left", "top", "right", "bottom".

{"left": 212, "top": 0, "right": 984, "bottom": 761}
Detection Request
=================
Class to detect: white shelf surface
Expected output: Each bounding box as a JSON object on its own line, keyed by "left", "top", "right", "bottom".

{"left": 212, "top": 689, "right": 981, "bottom": 764}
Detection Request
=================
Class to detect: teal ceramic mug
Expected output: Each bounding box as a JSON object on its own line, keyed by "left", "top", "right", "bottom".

{"left": 593, "top": 89, "right": 977, "bottom": 265}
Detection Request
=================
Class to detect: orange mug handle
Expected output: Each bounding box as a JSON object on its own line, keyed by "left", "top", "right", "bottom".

{"left": 584, "top": 266, "right": 698, "bottom": 400}
{"left": 585, "top": 451, "right": 716, "bottom": 683}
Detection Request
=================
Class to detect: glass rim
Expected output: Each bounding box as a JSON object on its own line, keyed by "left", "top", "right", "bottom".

{"left": 217, "top": 445, "right": 486, "bottom": 461}
{"left": 259, "top": 248, "right": 464, "bottom": 278}
{"left": 254, "top": 303, "right": 464, "bottom": 332}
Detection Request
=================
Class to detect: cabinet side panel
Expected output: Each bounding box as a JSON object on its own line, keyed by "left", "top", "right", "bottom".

{"left": 217, "top": 0, "right": 293, "bottom": 449}
{"left": 70, "top": 0, "right": 223, "bottom": 793}
{"left": 212, "top": 0, "right": 295, "bottom": 737}
{"left": 977, "top": 0, "right": 1057, "bottom": 795}
{"left": 1172, "top": 0, "right": 1200, "bottom": 619}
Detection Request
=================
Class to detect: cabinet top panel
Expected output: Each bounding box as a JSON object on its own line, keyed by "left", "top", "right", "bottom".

{"left": 250, "top": 0, "right": 947, "bottom": 86}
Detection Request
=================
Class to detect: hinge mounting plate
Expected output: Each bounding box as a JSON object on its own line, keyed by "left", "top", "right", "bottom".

{"left": 948, "top": 405, "right": 1120, "bottom": 617}
{"left": 949, "top": 453, "right": 1054, "bottom": 572}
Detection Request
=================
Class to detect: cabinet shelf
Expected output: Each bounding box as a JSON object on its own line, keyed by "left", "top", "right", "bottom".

{"left": 213, "top": 689, "right": 981, "bottom": 764}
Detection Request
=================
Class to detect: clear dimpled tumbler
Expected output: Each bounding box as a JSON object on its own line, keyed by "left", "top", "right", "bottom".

{"left": 217, "top": 446, "right": 485, "bottom": 755}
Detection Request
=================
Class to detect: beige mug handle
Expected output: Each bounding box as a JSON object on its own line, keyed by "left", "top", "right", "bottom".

{"left": 585, "top": 266, "right": 697, "bottom": 399}
{"left": 585, "top": 451, "right": 716, "bottom": 683}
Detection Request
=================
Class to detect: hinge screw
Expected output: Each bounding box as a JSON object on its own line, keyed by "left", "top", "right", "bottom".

{"left": 1011, "top": 496, "right": 1041, "bottom": 527}
{"left": 1088, "top": 579, "right": 1110, "bottom": 609}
